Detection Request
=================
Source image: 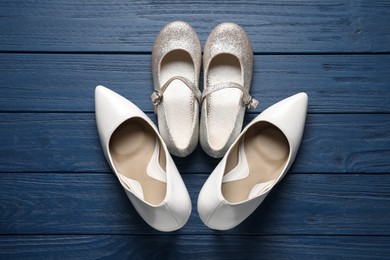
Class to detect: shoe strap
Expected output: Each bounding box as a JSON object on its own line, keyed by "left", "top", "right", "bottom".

{"left": 151, "top": 76, "right": 201, "bottom": 113}
{"left": 202, "top": 82, "right": 259, "bottom": 109}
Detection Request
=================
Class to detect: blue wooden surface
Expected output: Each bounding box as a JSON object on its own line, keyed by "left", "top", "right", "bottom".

{"left": 0, "top": 173, "right": 389, "bottom": 235}
{"left": 0, "top": 0, "right": 389, "bottom": 259}
{"left": 1, "top": 54, "right": 389, "bottom": 113}
{"left": 0, "top": 0, "right": 389, "bottom": 53}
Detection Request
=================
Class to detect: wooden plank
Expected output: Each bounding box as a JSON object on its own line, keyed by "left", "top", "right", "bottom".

{"left": 0, "top": 1, "right": 389, "bottom": 52}
{"left": 0, "top": 54, "right": 389, "bottom": 113}
{"left": 0, "top": 173, "right": 389, "bottom": 235}
{"left": 0, "top": 113, "right": 389, "bottom": 173}
{"left": 0, "top": 235, "right": 388, "bottom": 259}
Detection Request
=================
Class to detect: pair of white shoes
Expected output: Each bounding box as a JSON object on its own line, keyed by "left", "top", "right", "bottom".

{"left": 95, "top": 85, "right": 308, "bottom": 232}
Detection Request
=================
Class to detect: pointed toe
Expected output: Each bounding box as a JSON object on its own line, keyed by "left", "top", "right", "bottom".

{"left": 288, "top": 92, "right": 308, "bottom": 116}
{"left": 95, "top": 85, "right": 121, "bottom": 108}
{"left": 258, "top": 92, "right": 308, "bottom": 150}
{"left": 297, "top": 91, "right": 308, "bottom": 101}
{"left": 94, "top": 85, "right": 111, "bottom": 111}
{"left": 95, "top": 86, "right": 145, "bottom": 147}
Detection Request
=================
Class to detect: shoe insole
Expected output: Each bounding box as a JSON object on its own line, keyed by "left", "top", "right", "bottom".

{"left": 206, "top": 54, "right": 242, "bottom": 150}
{"left": 160, "top": 50, "right": 196, "bottom": 149}
{"left": 109, "top": 118, "right": 167, "bottom": 205}
{"left": 222, "top": 122, "right": 289, "bottom": 203}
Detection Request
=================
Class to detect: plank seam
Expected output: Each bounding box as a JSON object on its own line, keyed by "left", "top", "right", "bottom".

{"left": 0, "top": 111, "right": 389, "bottom": 115}
{"left": 0, "top": 234, "right": 388, "bottom": 237}
{"left": 0, "top": 51, "right": 390, "bottom": 55}
{"left": 0, "top": 172, "right": 388, "bottom": 175}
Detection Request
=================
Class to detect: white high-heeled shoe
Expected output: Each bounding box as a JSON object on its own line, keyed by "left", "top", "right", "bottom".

{"left": 197, "top": 93, "right": 308, "bottom": 230}
{"left": 95, "top": 86, "right": 191, "bottom": 232}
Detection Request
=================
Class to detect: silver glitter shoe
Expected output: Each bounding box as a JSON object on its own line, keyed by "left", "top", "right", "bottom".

{"left": 200, "top": 23, "right": 258, "bottom": 158}
{"left": 151, "top": 21, "right": 202, "bottom": 157}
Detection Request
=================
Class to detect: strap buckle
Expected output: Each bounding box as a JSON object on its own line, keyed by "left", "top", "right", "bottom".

{"left": 150, "top": 90, "right": 162, "bottom": 113}
{"left": 244, "top": 96, "right": 259, "bottom": 109}
{"left": 151, "top": 76, "right": 201, "bottom": 114}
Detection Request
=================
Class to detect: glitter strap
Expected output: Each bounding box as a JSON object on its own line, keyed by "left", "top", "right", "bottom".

{"left": 202, "top": 82, "right": 259, "bottom": 109}
{"left": 151, "top": 76, "right": 201, "bottom": 113}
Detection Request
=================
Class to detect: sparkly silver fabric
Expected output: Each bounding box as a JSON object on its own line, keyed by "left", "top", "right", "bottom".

{"left": 203, "top": 23, "right": 253, "bottom": 91}
{"left": 152, "top": 21, "right": 201, "bottom": 157}
{"left": 200, "top": 23, "right": 254, "bottom": 158}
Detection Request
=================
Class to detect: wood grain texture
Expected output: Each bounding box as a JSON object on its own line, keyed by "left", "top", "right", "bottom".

{"left": 0, "top": 235, "right": 389, "bottom": 259}
{"left": 0, "top": 0, "right": 389, "bottom": 52}
{"left": 0, "top": 54, "right": 389, "bottom": 113}
{"left": 0, "top": 113, "right": 388, "bottom": 173}
{"left": 0, "top": 173, "right": 389, "bottom": 235}
{"left": 0, "top": 0, "right": 389, "bottom": 258}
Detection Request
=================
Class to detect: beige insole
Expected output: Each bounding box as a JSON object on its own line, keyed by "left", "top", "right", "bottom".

{"left": 160, "top": 50, "right": 196, "bottom": 149}
{"left": 109, "top": 118, "right": 167, "bottom": 205}
{"left": 207, "top": 54, "right": 242, "bottom": 150}
{"left": 222, "top": 122, "right": 289, "bottom": 203}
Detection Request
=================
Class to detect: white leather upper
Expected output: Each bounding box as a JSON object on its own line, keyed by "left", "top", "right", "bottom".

{"left": 197, "top": 92, "right": 308, "bottom": 230}
{"left": 95, "top": 85, "right": 191, "bottom": 232}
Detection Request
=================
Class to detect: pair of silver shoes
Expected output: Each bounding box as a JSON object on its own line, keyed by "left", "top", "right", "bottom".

{"left": 152, "top": 21, "right": 258, "bottom": 158}
{"left": 95, "top": 21, "right": 308, "bottom": 232}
